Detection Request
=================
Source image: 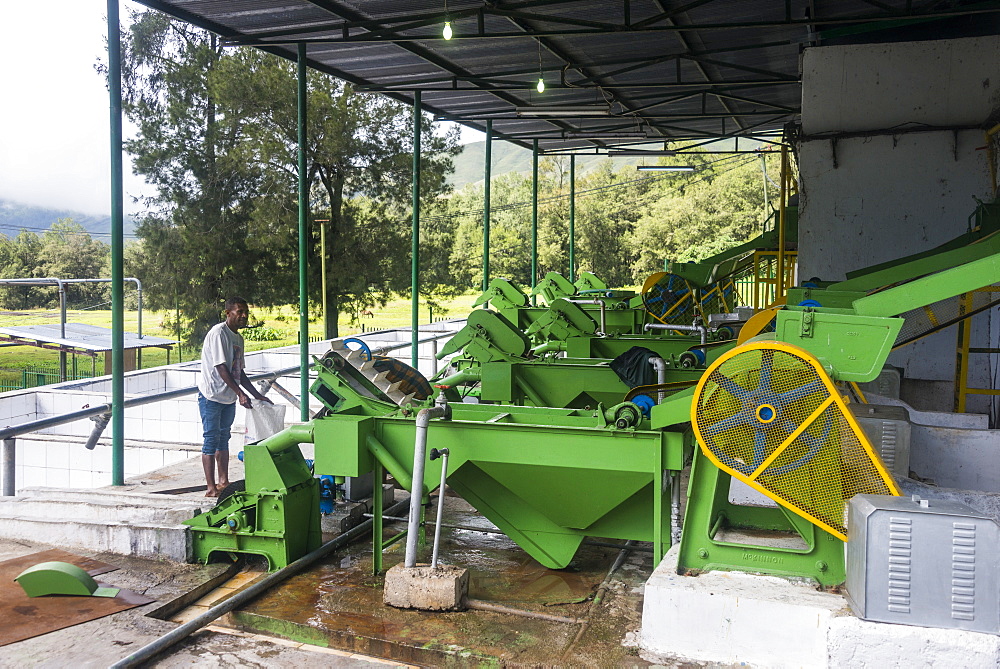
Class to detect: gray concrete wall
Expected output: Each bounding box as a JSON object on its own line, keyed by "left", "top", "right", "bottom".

{"left": 797, "top": 35, "right": 1000, "bottom": 414}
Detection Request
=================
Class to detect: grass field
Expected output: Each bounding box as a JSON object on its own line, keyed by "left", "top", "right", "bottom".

{"left": 0, "top": 292, "right": 480, "bottom": 385}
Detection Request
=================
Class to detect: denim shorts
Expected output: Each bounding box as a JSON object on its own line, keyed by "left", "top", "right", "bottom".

{"left": 198, "top": 393, "right": 237, "bottom": 455}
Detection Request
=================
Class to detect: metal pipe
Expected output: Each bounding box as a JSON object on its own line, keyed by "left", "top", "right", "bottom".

{"left": 644, "top": 322, "right": 707, "bottom": 344}
{"left": 0, "top": 365, "right": 303, "bottom": 442}
{"left": 2, "top": 438, "right": 14, "bottom": 496}
{"left": 778, "top": 142, "right": 788, "bottom": 300}
{"left": 109, "top": 498, "right": 411, "bottom": 669}
{"left": 670, "top": 471, "right": 682, "bottom": 545}
{"left": 430, "top": 447, "right": 449, "bottom": 568}
{"left": 84, "top": 413, "right": 112, "bottom": 450}
{"left": 297, "top": 43, "right": 309, "bottom": 423}
{"left": 432, "top": 369, "right": 480, "bottom": 388}
{"left": 531, "top": 138, "right": 539, "bottom": 304}
{"left": 259, "top": 422, "right": 314, "bottom": 455}
{"left": 59, "top": 283, "right": 67, "bottom": 382}
{"left": 569, "top": 154, "right": 576, "bottom": 282}
{"left": 530, "top": 341, "right": 566, "bottom": 355}
{"left": 649, "top": 357, "right": 667, "bottom": 403}
{"left": 373, "top": 331, "right": 456, "bottom": 358}
{"left": 430, "top": 338, "right": 438, "bottom": 376}
{"left": 108, "top": 0, "right": 125, "bottom": 486}
{"left": 566, "top": 298, "right": 606, "bottom": 334}
{"left": 405, "top": 404, "right": 448, "bottom": 568}
{"left": 464, "top": 598, "right": 581, "bottom": 624}
{"left": 366, "top": 434, "right": 413, "bottom": 493}
{"left": 411, "top": 90, "right": 421, "bottom": 369}
{"left": 483, "top": 120, "right": 492, "bottom": 294}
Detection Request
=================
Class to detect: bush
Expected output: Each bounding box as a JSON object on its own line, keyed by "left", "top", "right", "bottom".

{"left": 241, "top": 325, "right": 284, "bottom": 342}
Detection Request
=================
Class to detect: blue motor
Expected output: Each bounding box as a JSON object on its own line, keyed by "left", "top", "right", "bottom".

{"left": 318, "top": 475, "right": 337, "bottom": 515}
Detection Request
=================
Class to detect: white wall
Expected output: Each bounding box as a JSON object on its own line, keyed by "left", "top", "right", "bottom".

{"left": 797, "top": 35, "right": 1000, "bottom": 410}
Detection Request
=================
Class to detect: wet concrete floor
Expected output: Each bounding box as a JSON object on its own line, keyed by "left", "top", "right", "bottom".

{"left": 220, "top": 494, "right": 657, "bottom": 666}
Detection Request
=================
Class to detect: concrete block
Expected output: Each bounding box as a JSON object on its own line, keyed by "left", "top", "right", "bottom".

{"left": 642, "top": 546, "right": 844, "bottom": 668}
{"left": 383, "top": 564, "right": 469, "bottom": 611}
{"left": 827, "top": 614, "right": 1000, "bottom": 668}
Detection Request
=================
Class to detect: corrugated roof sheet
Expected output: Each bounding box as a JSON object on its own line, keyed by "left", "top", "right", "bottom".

{"left": 135, "top": 0, "right": 1000, "bottom": 151}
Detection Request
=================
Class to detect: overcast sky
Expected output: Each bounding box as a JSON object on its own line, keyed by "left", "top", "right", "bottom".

{"left": 0, "top": 1, "right": 152, "bottom": 216}
{"left": 0, "top": 1, "right": 481, "bottom": 218}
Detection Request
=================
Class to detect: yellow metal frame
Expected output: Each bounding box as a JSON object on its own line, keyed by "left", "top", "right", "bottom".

{"left": 690, "top": 340, "right": 901, "bottom": 541}
{"left": 752, "top": 251, "right": 798, "bottom": 309}
{"left": 954, "top": 288, "right": 1000, "bottom": 412}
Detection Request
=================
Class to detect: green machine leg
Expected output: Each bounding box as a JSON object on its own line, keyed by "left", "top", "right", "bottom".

{"left": 677, "top": 450, "right": 845, "bottom": 587}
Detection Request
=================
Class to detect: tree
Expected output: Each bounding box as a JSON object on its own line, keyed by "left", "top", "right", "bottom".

{"left": 110, "top": 11, "right": 459, "bottom": 342}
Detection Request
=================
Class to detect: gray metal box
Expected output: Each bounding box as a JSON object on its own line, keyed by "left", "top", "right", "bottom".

{"left": 857, "top": 365, "right": 902, "bottom": 399}
{"left": 850, "top": 404, "right": 911, "bottom": 480}
{"left": 846, "top": 494, "right": 1000, "bottom": 634}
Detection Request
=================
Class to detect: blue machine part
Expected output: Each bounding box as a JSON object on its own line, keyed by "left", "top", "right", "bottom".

{"left": 318, "top": 475, "right": 337, "bottom": 515}
{"left": 631, "top": 394, "right": 655, "bottom": 418}
{"left": 798, "top": 299, "right": 822, "bottom": 307}
{"left": 342, "top": 337, "right": 373, "bottom": 361}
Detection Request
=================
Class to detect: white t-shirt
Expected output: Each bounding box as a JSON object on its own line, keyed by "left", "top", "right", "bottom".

{"left": 197, "top": 321, "right": 245, "bottom": 404}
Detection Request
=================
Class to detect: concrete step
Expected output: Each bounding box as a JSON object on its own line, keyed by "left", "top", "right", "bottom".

{"left": 0, "top": 488, "right": 196, "bottom": 562}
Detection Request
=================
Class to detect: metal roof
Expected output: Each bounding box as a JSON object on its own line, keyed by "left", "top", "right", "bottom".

{"left": 134, "top": 0, "right": 1000, "bottom": 152}
{"left": 0, "top": 324, "right": 176, "bottom": 353}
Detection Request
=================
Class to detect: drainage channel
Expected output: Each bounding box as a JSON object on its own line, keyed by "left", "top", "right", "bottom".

{"left": 187, "top": 496, "right": 655, "bottom": 667}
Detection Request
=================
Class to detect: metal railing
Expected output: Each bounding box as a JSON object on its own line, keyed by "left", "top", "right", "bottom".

{"left": 0, "top": 327, "right": 462, "bottom": 496}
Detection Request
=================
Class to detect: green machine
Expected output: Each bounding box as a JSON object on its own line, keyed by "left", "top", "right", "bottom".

{"left": 433, "top": 308, "right": 710, "bottom": 408}
{"left": 186, "top": 347, "right": 691, "bottom": 571}
{"left": 668, "top": 241, "right": 1000, "bottom": 586}
{"left": 643, "top": 207, "right": 798, "bottom": 325}
{"left": 475, "top": 273, "right": 649, "bottom": 337}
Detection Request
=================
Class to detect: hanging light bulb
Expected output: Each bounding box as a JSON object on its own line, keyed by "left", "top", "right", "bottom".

{"left": 536, "top": 77, "right": 545, "bottom": 93}
{"left": 443, "top": 21, "right": 453, "bottom": 40}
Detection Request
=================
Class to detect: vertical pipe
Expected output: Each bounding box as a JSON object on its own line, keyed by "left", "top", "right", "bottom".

{"left": 108, "top": 0, "right": 125, "bottom": 485}
{"left": 297, "top": 44, "right": 309, "bottom": 422}
{"left": 777, "top": 143, "right": 788, "bottom": 300}
{"left": 2, "top": 438, "right": 14, "bottom": 496}
{"left": 569, "top": 155, "right": 576, "bottom": 282}
{"left": 58, "top": 283, "right": 67, "bottom": 382}
{"left": 411, "top": 91, "right": 421, "bottom": 370}
{"left": 430, "top": 449, "right": 450, "bottom": 569}
{"left": 320, "top": 221, "right": 327, "bottom": 337}
{"left": 136, "top": 283, "right": 143, "bottom": 370}
{"left": 482, "top": 120, "right": 492, "bottom": 294}
{"left": 372, "top": 459, "right": 384, "bottom": 575}
{"left": 405, "top": 405, "right": 446, "bottom": 567}
{"left": 531, "top": 139, "right": 539, "bottom": 305}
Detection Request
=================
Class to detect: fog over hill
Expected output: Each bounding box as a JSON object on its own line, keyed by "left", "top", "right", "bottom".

{"left": 0, "top": 199, "right": 136, "bottom": 241}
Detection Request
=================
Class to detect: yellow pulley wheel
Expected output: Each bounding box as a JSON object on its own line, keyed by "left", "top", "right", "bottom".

{"left": 690, "top": 340, "right": 900, "bottom": 541}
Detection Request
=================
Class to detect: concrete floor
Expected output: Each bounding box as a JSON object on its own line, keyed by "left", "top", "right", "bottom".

{"left": 0, "top": 536, "right": 403, "bottom": 668}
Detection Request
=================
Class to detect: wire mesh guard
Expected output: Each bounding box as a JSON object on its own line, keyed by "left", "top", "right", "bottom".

{"left": 691, "top": 341, "right": 900, "bottom": 540}
{"left": 642, "top": 273, "right": 745, "bottom": 325}
{"left": 893, "top": 285, "right": 1000, "bottom": 348}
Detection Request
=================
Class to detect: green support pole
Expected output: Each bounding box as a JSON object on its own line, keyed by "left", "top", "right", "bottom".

{"left": 107, "top": 0, "right": 125, "bottom": 485}
{"left": 531, "top": 139, "right": 539, "bottom": 306}
{"left": 411, "top": 91, "right": 421, "bottom": 369}
{"left": 569, "top": 154, "right": 576, "bottom": 282}
{"left": 297, "top": 44, "right": 309, "bottom": 423}
{"left": 483, "top": 120, "right": 492, "bottom": 294}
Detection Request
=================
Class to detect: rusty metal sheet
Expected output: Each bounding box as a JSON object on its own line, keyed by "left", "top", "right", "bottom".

{"left": 0, "top": 550, "right": 154, "bottom": 647}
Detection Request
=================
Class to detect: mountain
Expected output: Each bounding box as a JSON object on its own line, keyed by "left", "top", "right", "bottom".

{"left": 0, "top": 199, "right": 136, "bottom": 240}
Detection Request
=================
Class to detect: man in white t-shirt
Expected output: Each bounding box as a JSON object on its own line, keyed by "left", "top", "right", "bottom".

{"left": 197, "top": 297, "right": 271, "bottom": 497}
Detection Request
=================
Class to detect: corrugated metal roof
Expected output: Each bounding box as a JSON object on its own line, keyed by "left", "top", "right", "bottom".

{"left": 0, "top": 324, "right": 175, "bottom": 353}
{"left": 135, "top": 0, "right": 1000, "bottom": 151}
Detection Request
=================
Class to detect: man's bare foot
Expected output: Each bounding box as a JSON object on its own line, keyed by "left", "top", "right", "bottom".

{"left": 205, "top": 488, "right": 219, "bottom": 497}
{"left": 217, "top": 480, "right": 230, "bottom": 492}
